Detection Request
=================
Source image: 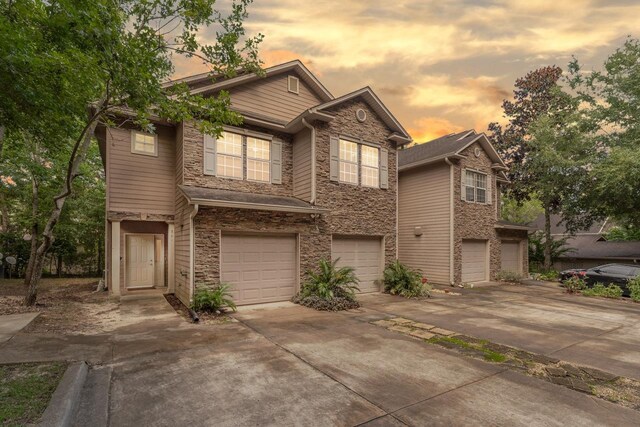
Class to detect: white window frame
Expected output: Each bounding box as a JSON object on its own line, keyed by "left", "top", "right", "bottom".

{"left": 246, "top": 137, "right": 271, "bottom": 183}
{"left": 287, "top": 75, "right": 299, "bottom": 94}
{"left": 360, "top": 145, "right": 380, "bottom": 188}
{"left": 338, "top": 139, "right": 359, "bottom": 185}
{"left": 130, "top": 131, "right": 158, "bottom": 157}
{"left": 464, "top": 170, "right": 487, "bottom": 203}
{"left": 216, "top": 131, "right": 244, "bottom": 180}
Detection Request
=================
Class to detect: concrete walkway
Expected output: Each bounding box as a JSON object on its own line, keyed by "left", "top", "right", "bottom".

{"left": 0, "top": 312, "right": 39, "bottom": 343}
{"left": 0, "top": 288, "right": 638, "bottom": 426}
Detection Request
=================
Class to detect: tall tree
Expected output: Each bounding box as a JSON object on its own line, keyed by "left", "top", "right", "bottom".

{"left": 567, "top": 38, "right": 640, "bottom": 228}
{"left": 0, "top": 0, "right": 263, "bottom": 305}
{"left": 488, "top": 67, "right": 596, "bottom": 269}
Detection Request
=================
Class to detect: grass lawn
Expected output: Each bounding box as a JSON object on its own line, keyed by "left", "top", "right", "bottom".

{"left": 0, "top": 362, "right": 67, "bottom": 426}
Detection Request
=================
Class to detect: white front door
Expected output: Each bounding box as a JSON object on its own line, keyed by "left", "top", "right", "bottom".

{"left": 126, "top": 235, "right": 155, "bottom": 288}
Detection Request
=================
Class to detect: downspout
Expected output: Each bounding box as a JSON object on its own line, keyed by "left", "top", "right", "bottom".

{"left": 445, "top": 157, "right": 455, "bottom": 285}
{"left": 301, "top": 118, "right": 316, "bottom": 204}
{"left": 189, "top": 203, "right": 199, "bottom": 302}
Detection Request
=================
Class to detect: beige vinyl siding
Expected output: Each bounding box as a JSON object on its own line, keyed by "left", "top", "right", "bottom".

{"left": 227, "top": 74, "right": 324, "bottom": 123}
{"left": 107, "top": 126, "right": 175, "bottom": 215}
{"left": 398, "top": 163, "right": 451, "bottom": 284}
{"left": 174, "top": 124, "right": 191, "bottom": 305}
{"left": 292, "top": 128, "right": 312, "bottom": 201}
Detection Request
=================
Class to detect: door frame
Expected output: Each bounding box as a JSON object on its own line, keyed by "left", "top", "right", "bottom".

{"left": 124, "top": 233, "right": 165, "bottom": 290}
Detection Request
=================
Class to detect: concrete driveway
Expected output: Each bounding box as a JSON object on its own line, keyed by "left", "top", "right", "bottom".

{"left": 1, "top": 283, "right": 638, "bottom": 426}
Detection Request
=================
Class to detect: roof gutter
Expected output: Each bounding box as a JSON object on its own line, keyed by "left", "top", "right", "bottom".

{"left": 399, "top": 153, "right": 466, "bottom": 172}
{"left": 301, "top": 118, "right": 317, "bottom": 204}
{"left": 186, "top": 197, "right": 328, "bottom": 214}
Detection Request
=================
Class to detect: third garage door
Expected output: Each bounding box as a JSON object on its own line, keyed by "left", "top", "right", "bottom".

{"left": 501, "top": 241, "right": 521, "bottom": 273}
{"left": 332, "top": 237, "right": 382, "bottom": 293}
{"left": 461, "top": 240, "right": 487, "bottom": 283}
{"left": 221, "top": 234, "right": 297, "bottom": 305}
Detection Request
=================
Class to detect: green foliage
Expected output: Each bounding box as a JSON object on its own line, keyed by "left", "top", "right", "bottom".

{"left": 383, "top": 260, "right": 430, "bottom": 298}
{"left": 0, "top": 362, "right": 67, "bottom": 425}
{"left": 536, "top": 270, "right": 560, "bottom": 281}
{"left": 427, "top": 336, "right": 507, "bottom": 363}
{"left": 192, "top": 284, "right": 237, "bottom": 313}
{"left": 495, "top": 270, "right": 524, "bottom": 283}
{"left": 605, "top": 225, "right": 640, "bottom": 242}
{"left": 627, "top": 277, "right": 640, "bottom": 302}
{"left": 568, "top": 38, "right": 640, "bottom": 228}
{"left": 581, "top": 283, "right": 623, "bottom": 299}
{"left": 300, "top": 258, "right": 360, "bottom": 301}
{"left": 528, "top": 231, "right": 573, "bottom": 270}
{"left": 563, "top": 276, "right": 586, "bottom": 293}
{"left": 500, "top": 195, "right": 544, "bottom": 225}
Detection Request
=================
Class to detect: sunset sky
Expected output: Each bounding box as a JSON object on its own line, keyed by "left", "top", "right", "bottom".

{"left": 174, "top": 0, "right": 640, "bottom": 142}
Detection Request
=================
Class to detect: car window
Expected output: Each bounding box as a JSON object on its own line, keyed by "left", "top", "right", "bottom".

{"left": 601, "top": 265, "right": 634, "bottom": 275}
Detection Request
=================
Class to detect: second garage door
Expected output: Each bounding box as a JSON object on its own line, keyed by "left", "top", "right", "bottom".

{"left": 461, "top": 240, "right": 487, "bottom": 283}
{"left": 221, "top": 234, "right": 297, "bottom": 305}
{"left": 501, "top": 241, "right": 521, "bottom": 273}
{"left": 332, "top": 237, "right": 382, "bottom": 293}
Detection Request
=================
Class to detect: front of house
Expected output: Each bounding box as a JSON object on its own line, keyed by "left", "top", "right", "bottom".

{"left": 397, "top": 130, "right": 530, "bottom": 285}
{"left": 98, "top": 61, "right": 411, "bottom": 306}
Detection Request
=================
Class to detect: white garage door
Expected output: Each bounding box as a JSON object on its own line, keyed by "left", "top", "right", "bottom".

{"left": 221, "top": 234, "right": 297, "bottom": 305}
{"left": 332, "top": 237, "right": 382, "bottom": 293}
{"left": 501, "top": 241, "right": 521, "bottom": 273}
{"left": 462, "top": 240, "right": 487, "bottom": 283}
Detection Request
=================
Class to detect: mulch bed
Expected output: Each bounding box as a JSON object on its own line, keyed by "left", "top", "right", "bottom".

{"left": 164, "top": 294, "right": 234, "bottom": 325}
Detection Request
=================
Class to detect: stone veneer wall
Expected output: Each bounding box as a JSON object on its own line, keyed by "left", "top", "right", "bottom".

{"left": 193, "top": 207, "right": 327, "bottom": 287}
{"left": 191, "top": 98, "right": 399, "bottom": 288}
{"left": 453, "top": 141, "right": 501, "bottom": 284}
{"left": 314, "top": 99, "right": 398, "bottom": 265}
{"left": 181, "top": 121, "right": 295, "bottom": 196}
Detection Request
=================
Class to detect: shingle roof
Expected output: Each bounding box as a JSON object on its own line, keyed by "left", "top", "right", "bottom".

{"left": 398, "top": 130, "right": 478, "bottom": 167}
{"left": 560, "top": 235, "right": 640, "bottom": 260}
{"left": 531, "top": 214, "right": 610, "bottom": 235}
{"left": 179, "top": 186, "right": 327, "bottom": 213}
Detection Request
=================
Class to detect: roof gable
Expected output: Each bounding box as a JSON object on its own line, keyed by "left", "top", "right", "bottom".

{"left": 399, "top": 130, "right": 506, "bottom": 170}
{"left": 170, "top": 60, "right": 333, "bottom": 103}
{"left": 311, "top": 87, "right": 412, "bottom": 143}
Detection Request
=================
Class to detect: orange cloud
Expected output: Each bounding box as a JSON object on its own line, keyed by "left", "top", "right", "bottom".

{"left": 407, "top": 117, "right": 465, "bottom": 143}
{"left": 261, "top": 49, "right": 320, "bottom": 74}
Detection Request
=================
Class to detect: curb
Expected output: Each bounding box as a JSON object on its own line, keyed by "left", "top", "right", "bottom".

{"left": 39, "top": 361, "right": 88, "bottom": 427}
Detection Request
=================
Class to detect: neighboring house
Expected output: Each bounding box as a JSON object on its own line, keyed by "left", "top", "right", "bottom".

{"left": 97, "top": 60, "right": 411, "bottom": 306}
{"left": 397, "top": 130, "right": 530, "bottom": 285}
{"left": 531, "top": 214, "right": 640, "bottom": 270}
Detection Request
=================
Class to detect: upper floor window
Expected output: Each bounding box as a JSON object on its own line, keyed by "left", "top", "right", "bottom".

{"left": 361, "top": 145, "right": 379, "bottom": 188}
{"left": 246, "top": 137, "right": 271, "bottom": 182}
{"left": 131, "top": 131, "right": 157, "bottom": 156}
{"left": 464, "top": 170, "right": 487, "bottom": 203}
{"left": 204, "top": 130, "right": 282, "bottom": 184}
{"left": 216, "top": 132, "right": 243, "bottom": 179}
{"left": 339, "top": 139, "right": 359, "bottom": 184}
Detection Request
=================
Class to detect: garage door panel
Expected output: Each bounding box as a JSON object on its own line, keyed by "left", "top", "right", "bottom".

{"left": 221, "top": 234, "right": 297, "bottom": 305}
{"left": 462, "top": 240, "right": 487, "bottom": 283}
{"left": 333, "top": 237, "right": 382, "bottom": 293}
{"left": 501, "top": 241, "right": 520, "bottom": 272}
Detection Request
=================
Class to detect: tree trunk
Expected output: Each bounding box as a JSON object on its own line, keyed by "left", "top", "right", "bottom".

{"left": 24, "top": 175, "right": 39, "bottom": 285}
{"left": 57, "top": 254, "right": 63, "bottom": 278}
{"left": 24, "top": 118, "right": 100, "bottom": 306}
{"left": 0, "top": 191, "right": 9, "bottom": 232}
{"left": 543, "top": 206, "right": 553, "bottom": 271}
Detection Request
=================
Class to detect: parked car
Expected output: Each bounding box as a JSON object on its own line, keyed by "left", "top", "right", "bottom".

{"left": 562, "top": 264, "right": 640, "bottom": 297}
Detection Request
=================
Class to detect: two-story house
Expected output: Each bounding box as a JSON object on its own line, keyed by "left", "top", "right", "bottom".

{"left": 397, "top": 130, "right": 529, "bottom": 285}
{"left": 98, "top": 60, "right": 411, "bottom": 306}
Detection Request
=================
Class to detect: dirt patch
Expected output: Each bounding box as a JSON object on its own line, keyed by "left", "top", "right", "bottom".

{"left": 0, "top": 278, "right": 120, "bottom": 334}
{"left": 165, "top": 294, "right": 234, "bottom": 325}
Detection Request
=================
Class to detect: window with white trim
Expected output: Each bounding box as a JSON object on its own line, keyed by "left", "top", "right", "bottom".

{"left": 246, "top": 137, "right": 271, "bottom": 182}
{"left": 131, "top": 131, "right": 157, "bottom": 156}
{"left": 339, "top": 139, "right": 359, "bottom": 184}
{"left": 216, "top": 131, "right": 243, "bottom": 179}
{"left": 464, "top": 170, "right": 487, "bottom": 203}
{"left": 361, "top": 145, "right": 379, "bottom": 187}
